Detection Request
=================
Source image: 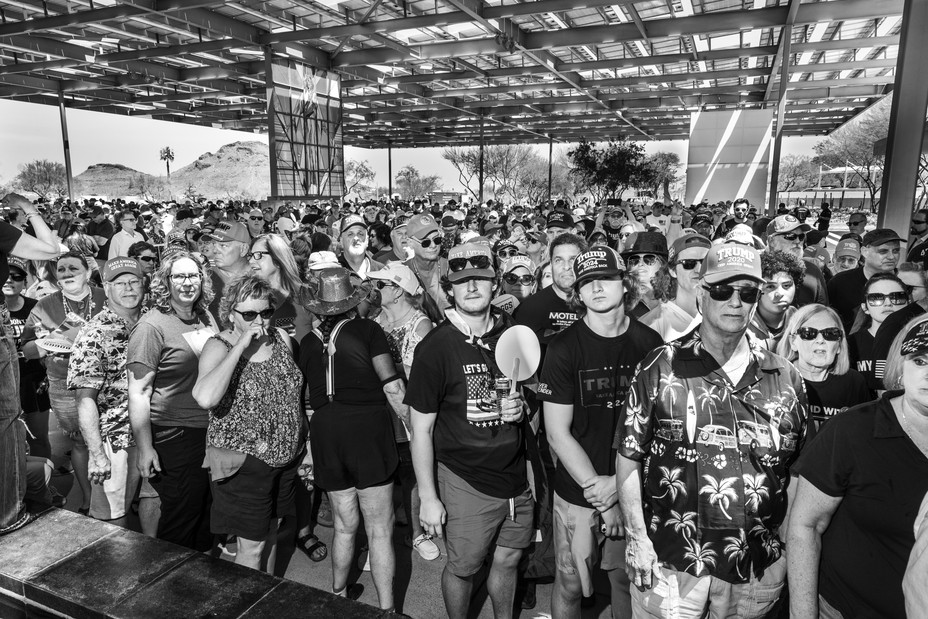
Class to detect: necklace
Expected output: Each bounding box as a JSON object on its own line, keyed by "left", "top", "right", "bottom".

{"left": 380, "top": 305, "right": 416, "bottom": 332}
{"left": 61, "top": 291, "right": 95, "bottom": 325}
{"left": 900, "top": 399, "right": 928, "bottom": 457}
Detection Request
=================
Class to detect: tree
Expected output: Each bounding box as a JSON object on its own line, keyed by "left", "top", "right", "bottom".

{"left": 442, "top": 146, "right": 482, "bottom": 201}
{"left": 642, "top": 152, "right": 682, "bottom": 201}
{"left": 814, "top": 99, "right": 890, "bottom": 211}
{"left": 159, "top": 146, "right": 175, "bottom": 178}
{"left": 777, "top": 154, "right": 818, "bottom": 192}
{"left": 345, "top": 159, "right": 376, "bottom": 197}
{"left": 14, "top": 159, "right": 70, "bottom": 200}
{"left": 567, "top": 138, "right": 649, "bottom": 204}
{"left": 394, "top": 165, "right": 441, "bottom": 199}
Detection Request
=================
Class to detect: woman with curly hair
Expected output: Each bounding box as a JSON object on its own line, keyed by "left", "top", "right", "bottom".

{"left": 193, "top": 275, "right": 304, "bottom": 571}
{"left": 127, "top": 250, "right": 218, "bottom": 550}
{"left": 748, "top": 249, "right": 805, "bottom": 351}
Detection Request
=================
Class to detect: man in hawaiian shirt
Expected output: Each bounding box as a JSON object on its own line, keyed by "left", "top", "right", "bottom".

{"left": 69, "top": 257, "right": 158, "bottom": 531}
{"left": 615, "top": 242, "right": 808, "bottom": 618}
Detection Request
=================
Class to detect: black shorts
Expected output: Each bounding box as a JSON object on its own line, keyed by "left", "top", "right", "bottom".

{"left": 310, "top": 402, "right": 398, "bottom": 492}
{"left": 210, "top": 453, "right": 300, "bottom": 541}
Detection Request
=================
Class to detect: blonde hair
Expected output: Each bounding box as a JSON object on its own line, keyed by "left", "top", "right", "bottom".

{"left": 252, "top": 233, "right": 306, "bottom": 304}
{"left": 776, "top": 303, "right": 850, "bottom": 375}
{"left": 218, "top": 274, "right": 274, "bottom": 328}
{"left": 883, "top": 314, "right": 928, "bottom": 391}
{"left": 149, "top": 251, "right": 214, "bottom": 316}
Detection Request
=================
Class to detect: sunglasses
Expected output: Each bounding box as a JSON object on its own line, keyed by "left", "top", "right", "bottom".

{"left": 249, "top": 216, "right": 263, "bottom": 221}
{"left": 796, "top": 327, "right": 843, "bottom": 342}
{"left": 627, "top": 254, "right": 660, "bottom": 267}
{"left": 247, "top": 251, "right": 268, "bottom": 261}
{"left": 503, "top": 273, "right": 536, "bottom": 286}
{"left": 913, "top": 220, "right": 927, "bottom": 226}
{"left": 7, "top": 272, "right": 26, "bottom": 282}
{"left": 675, "top": 259, "right": 703, "bottom": 271}
{"left": 234, "top": 308, "right": 274, "bottom": 321}
{"left": 849, "top": 220, "right": 866, "bottom": 226}
{"left": 497, "top": 248, "right": 519, "bottom": 259}
{"left": 866, "top": 291, "right": 908, "bottom": 306}
{"left": 778, "top": 232, "right": 805, "bottom": 242}
{"left": 375, "top": 280, "right": 397, "bottom": 290}
{"left": 619, "top": 232, "right": 633, "bottom": 239}
{"left": 138, "top": 256, "right": 157, "bottom": 263}
{"left": 703, "top": 284, "right": 761, "bottom": 304}
{"left": 449, "top": 255, "right": 492, "bottom": 272}
{"left": 416, "top": 234, "right": 441, "bottom": 248}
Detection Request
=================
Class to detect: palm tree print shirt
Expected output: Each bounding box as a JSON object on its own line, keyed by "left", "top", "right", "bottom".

{"left": 616, "top": 328, "right": 808, "bottom": 584}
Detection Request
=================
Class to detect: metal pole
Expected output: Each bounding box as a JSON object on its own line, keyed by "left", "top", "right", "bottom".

{"left": 478, "top": 116, "right": 485, "bottom": 205}
{"left": 767, "top": 25, "right": 792, "bottom": 216}
{"left": 264, "top": 47, "right": 279, "bottom": 199}
{"left": 547, "top": 137, "right": 553, "bottom": 202}
{"left": 880, "top": 0, "right": 928, "bottom": 231}
{"left": 387, "top": 141, "right": 393, "bottom": 199}
{"left": 57, "top": 85, "right": 74, "bottom": 204}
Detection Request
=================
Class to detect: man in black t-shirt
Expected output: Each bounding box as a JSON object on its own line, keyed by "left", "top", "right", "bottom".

{"left": 85, "top": 205, "right": 114, "bottom": 270}
{"left": 514, "top": 233, "right": 588, "bottom": 353}
{"left": 407, "top": 243, "right": 531, "bottom": 619}
{"left": 539, "top": 246, "right": 662, "bottom": 618}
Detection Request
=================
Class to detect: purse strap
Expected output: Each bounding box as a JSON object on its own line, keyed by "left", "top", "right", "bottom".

{"left": 312, "top": 319, "right": 350, "bottom": 402}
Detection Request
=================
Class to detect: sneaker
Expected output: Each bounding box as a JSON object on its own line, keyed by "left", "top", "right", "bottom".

{"left": 412, "top": 533, "right": 440, "bottom": 561}
{"left": 219, "top": 535, "right": 237, "bottom": 557}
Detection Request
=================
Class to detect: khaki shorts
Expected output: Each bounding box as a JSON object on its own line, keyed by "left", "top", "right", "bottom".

{"left": 553, "top": 491, "right": 625, "bottom": 596}
{"left": 88, "top": 443, "right": 158, "bottom": 520}
{"left": 437, "top": 462, "right": 534, "bottom": 577}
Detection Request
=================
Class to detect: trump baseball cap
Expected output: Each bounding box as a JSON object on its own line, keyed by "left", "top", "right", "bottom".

{"left": 835, "top": 238, "right": 861, "bottom": 259}
{"left": 203, "top": 220, "right": 250, "bottom": 243}
{"left": 447, "top": 243, "right": 494, "bottom": 282}
{"left": 102, "top": 257, "right": 143, "bottom": 283}
{"left": 764, "top": 215, "right": 811, "bottom": 240}
{"left": 700, "top": 242, "right": 764, "bottom": 285}
{"left": 406, "top": 214, "right": 440, "bottom": 241}
{"left": 573, "top": 245, "right": 625, "bottom": 288}
{"left": 546, "top": 210, "right": 574, "bottom": 230}
{"left": 339, "top": 213, "right": 367, "bottom": 235}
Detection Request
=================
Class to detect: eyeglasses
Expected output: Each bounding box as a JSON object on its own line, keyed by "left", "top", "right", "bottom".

{"left": 777, "top": 232, "right": 805, "bottom": 242}
{"left": 503, "top": 273, "right": 536, "bottom": 286}
{"left": 619, "top": 232, "right": 633, "bottom": 239}
{"left": 249, "top": 216, "right": 263, "bottom": 221}
{"left": 849, "top": 220, "right": 866, "bottom": 226}
{"left": 7, "top": 272, "right": 26, "bottom": 282}
{"left": 866, "top": 291, "right": 908, "bottom": 306}
{"left": 138, "top": 256, "right": 157, "bottom": 263}
{"left": 497, "top": 248, "right": 519, "bottom": 259}
{"left": 675, "top": 259, "right": 703, "bottom": 271}
{"left": 247, "top": 251, "right": 268, "bottom": 261}
{"left": 627, "top": 254, "right": 660, "bottom": 267}
{"left": 796, "top": 327, "right": 843, "bottom": 342}
{"left": 415, "top": 234, "right": 441, "bottom": 248}
{"left": 170, "top": 273, "right": 201, "bottom": 284}
{"left": 233, "top": 308, "right": 274, "bottom": 321}
{"left": 913, "top": 220, "right": 928, "bottom": 226}
{"left": 702, "top": 284, "right": 761, "bottom": 304}
{"left": 375, "top": 280, "right": 397, "bottom": 290}
{"left": 122, "top": 218, "right": 137, "bottom": 223}
{"left": 110, "top": 278, "right": 142, "bottom": 291}
{"left": 449, "top": 255, "right": 492, "bottom": 272}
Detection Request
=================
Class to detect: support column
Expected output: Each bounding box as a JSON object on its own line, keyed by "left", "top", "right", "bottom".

{"left": 478, "top": 116, "right": 485, "bottom": 205}
{"left": 263, "top": 47, "right": 279, "bottom": 199}
{"left": 878, "top": 0, "right": 928, "bottom": 232}
{"left": 767, "top": 26, "right": 792, "bottom": 216}
{"left": 547, "top": 136, "right": 553, "bottom": 202}
{"left": 387, "top": 141, "right": 393, "bottom": 199}
{"left": 57, "top": 84, "right": 73, "bottom": 204}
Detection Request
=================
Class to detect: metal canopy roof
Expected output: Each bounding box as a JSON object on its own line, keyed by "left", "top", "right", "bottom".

{"left": 0, "top": 0, "right": 904, "bottom": 148}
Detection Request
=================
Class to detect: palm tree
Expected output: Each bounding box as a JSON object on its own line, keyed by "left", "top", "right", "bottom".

{"left": 683, "top": 537, "right": 717, "bottom": 576}
{"left": 723, "top": 532, "right": 750, "bottom": 580}
{"left": 160, "top": 146, "right": 175, "bottom": 178}
{"left": 653, "top": 466, "right": 687, "bottom": 502}
{"left": 624, "top": 384, "right": 648, "bottom": 434}
{"left": 664, "top": 510, "right": 697, "bottom": 538}
{"left": 742, "top": 473, "right": 770, "bottom": 513}
{"left": 699, "top": 475, "right": 739, "bottom": 520}
{"left": 658, "top": 371, "right": 685, "bottom": 407}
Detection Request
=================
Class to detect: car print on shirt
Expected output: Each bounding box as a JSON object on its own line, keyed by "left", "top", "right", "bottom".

{"left": 696, "top": 424, "right": 737, "bottom": 451}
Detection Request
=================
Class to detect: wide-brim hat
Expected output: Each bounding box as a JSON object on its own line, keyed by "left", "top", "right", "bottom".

{"left": 621, "top": 231, "right": 668, "bottom": 257}
{"left": 305, "top": 267, "right": 372, "bottom": 316}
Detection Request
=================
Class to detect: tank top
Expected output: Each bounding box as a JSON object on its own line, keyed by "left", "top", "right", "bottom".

{"left": 207, "top": 330, "right": 304, "bottom": 467}
{"left": 380, "top": 310, "right": 430, "bottom": 442}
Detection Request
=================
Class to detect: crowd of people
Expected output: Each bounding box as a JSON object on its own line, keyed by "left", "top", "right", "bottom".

{"left": 0, "top": 190, "right": 926, "bottom": 619}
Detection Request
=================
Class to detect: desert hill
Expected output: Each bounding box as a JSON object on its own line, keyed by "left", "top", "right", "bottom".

{"left": 75, "top": 163, "right": 155, "bottom": 198}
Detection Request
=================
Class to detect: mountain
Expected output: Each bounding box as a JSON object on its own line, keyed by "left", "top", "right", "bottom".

{"left": 74, "top": 141, "right": 271, "bottom": 201}
{"left": 74, "top": 163, "right": 155, "bottom": 198}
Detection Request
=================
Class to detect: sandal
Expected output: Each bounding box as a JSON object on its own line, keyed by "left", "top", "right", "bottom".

{"left": 297, "top": 534, "right": 328, "bottom": 562}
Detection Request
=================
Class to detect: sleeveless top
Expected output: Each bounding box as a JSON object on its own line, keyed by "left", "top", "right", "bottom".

{"left": 207, "top": 330, "right": 304, "bottom": 467}
{"left": 381, "top": 310, "right": 430, "bottom": 371}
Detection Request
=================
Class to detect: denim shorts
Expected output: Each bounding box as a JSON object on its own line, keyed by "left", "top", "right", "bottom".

{"left": 48, "top": 376, "right": 84, "bottom": 444}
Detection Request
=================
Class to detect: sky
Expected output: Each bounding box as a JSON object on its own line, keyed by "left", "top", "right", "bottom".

{"left": 0, "top": 98, "right": 821, "bottom": 195}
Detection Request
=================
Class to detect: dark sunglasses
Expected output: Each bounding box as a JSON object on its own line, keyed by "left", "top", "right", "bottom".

{"left": 449, "top": 255, "right": 492, "bottom": 272}
{"left": 796, "top": 327, "right": 843, "bottom": 342}
{"left": 503, "top": 273, "right": 536, "bottom": 286}
{"left": 675, "top": 259, "right": 703, "bottom": 271}
{"left": 778, "top": 232, "right": 805, "bottom": 242}
{"left": 497, "top": 248, "right": 519, "bottom": 258}
{"left": 7, "top": 272, "right": 26, "bottom": 282}
{"left": 866, "top": 291, "right": 908, "bottom": 306}
{"left": 234, "top": 308, "right": 274, "bottom": 321}
{"left": 703, "top": 284, "right": 761, "bottom": 304}
{"left": 416, "top": 234, "right": 441, "bottom": 248}
{"left": 375, "top": 280, "right": 397, "bottom": 290}
{"left": 138, "top": 256, "right": 158, "bottom": 263}
{"left": 249, "top": 216, "right": 263, "bottom": 221}
{"left": 849, "top": 220, "right": 866, "bottom": 226}
{"left": 913, "top": 220, "right": 927, "bottom": 226}
{"left": 627, "top": 254, "right": 660, "bottom": 267}
{"left": 618, "top": 232, "right": 633, "bottom": 239}
{"left": 247, "top": 251, "right": 268, "bottom": 261}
